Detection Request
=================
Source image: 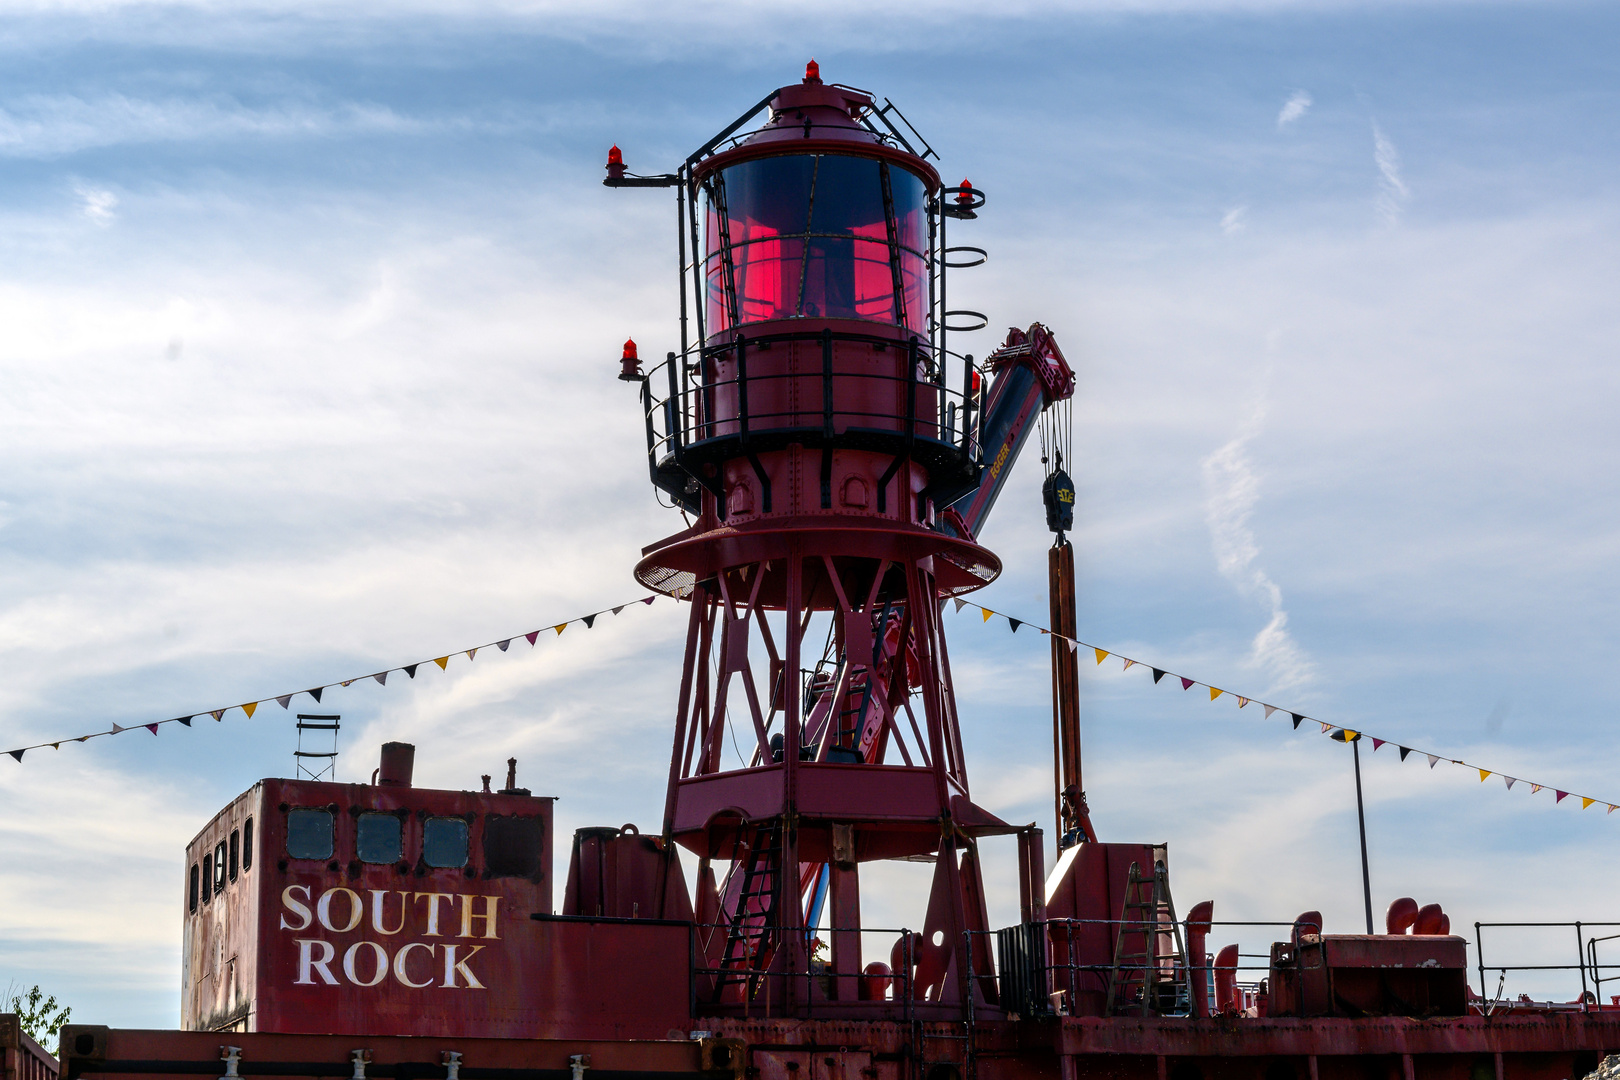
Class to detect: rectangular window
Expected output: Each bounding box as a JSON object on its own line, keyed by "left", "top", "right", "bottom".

{"left": 189, "top": 863, "right": 200, "bottom": 914}
{"left": 201, "top": 853, "right": 213, "bottom": 903}
{"left": 229, "top": 830, "right": 240, "bottom": 882}
{"left": 423, "top": 817, "right": 469, "bottom": 868}
{"left": 357, "top": 812, "right": 402, "bottom": 864}
{"left": 286, "top": 808, "right": 334, "bottom": 860}
{"left": 242, "top": 818, "right": 254, "bottom": 871}
{"left": 483, "top": 815, "right": 543, "bottom": 879}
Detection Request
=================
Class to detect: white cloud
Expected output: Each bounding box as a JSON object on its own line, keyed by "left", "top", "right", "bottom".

{"left": 1373, "top": 120, "right": 1410, "bottom": 223}
{"left": 1221, "top": 205, "right": 1248, "bottom": 235}
{"left": 1201, "top": 394, "right": 1316, "bottom": 692}
{"left": 73, "top": 182, "right": 117, "bottom": 223}
{"left": 1277, "top": 89, "right": 1312, "bottom": 128}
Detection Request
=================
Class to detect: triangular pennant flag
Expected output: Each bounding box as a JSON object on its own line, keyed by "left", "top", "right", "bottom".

{"left": 1291, "top": 713, "right": 1304, "bottom": 728}
{"left": 1478, "top": 769, "right": 1491, "bottom": 782}
{"left": 50, "top": 743, "right": 58, "bottom": 749}
{"left": 1320, "top": 722, "right": 1332, "bottom": 733}
{"left": 112, "top": 722, "right": 125, "bottom": 733}
{"left": 340, "top": 679, "right": 353, "bottom": 687}
{"left": 373, "top": 672, "right": 388, "bottom": 686}
{"left": 982, "top": 608, "right": 994, "bottom": 623}
{"left": 1067, "top": 639, "right": 1078, "bottom": 654}
{"left": 553, "top": 624, "right": 567, "bottom": 636}
{"left": 77, "top": 736, "right": 88, "bottom": 742}
{"left": 434, "top": 656, "right": 449, "bottom": 670}
{"left": 466, "top": 649, "right": 478, "bottom": 661}
{"left": 277, "top": 695, "right": 292, "bottom": 708}
{"left": 211, "top": 710, "right": 224, "bottom": 721}
{"left": 8, "top": 749, "right": 21, "bottom": 762}
{"left": 1210, "top": 687, "right": 1223, "bottom": 701}
{"left": 1263, "top": 705, "right": 1277, "bottom": 719}
{"left": 642, "top": 596, "right": 655, "bottom": 605}
{"left": 526, "top": 631, "right": 539, "bottom": 645}
{"left": 953, "top": 598, "right": 967, "bottom": 613}
{"left": 1008, "top": 618, "right": 1021, "bottom": 633}
{"left": 242, "top": 702, "right": 257, "bottom": 719}
{"left": 1608, "top": 804, "right": 1617, "bottom": 814}
{"left": 146, "top": 723, "right": 159, "bottom": 735}
{"left": 1237, "top": 696, "right": 1249, "bottom": 708}
{"left": 307, "top": 688, "right": 322, "bottom": 703}
{"left": 1399, "top": 746, "right": 1411, "bottom": 760}
{"left": 1372, "top": 738, "right": 1384, "bottom": 750}
{"left": 1556, "top": 790, "right": 1569, "bottom": 803}
{"left": 178, "top": 716, "right": 193, "bottom": 727}
{"left": 1583, "top": 797, "right": 1596, "bottom": 809}
{"left": 1504, "top": 776, "right": 1515, "bottom": 789}
{"left": 1181, "top": 678, "right": 1195, "bottom": 691}
{"left": 1122, "top": 659, "right": 1136, "bottom": 670}
{"left": 1040, "top": 628, "right": 1049, "bottom": 635}
{"left": 612, "top": 606, "right": 625, "bottom": 615}
{"left": 1152, "top": 668, "right": 1166, "bottom": 683}
{"left": 497, "top": 639, "right": 511, "bottom": 651}
{"left": 404, "top": 664, "right": 418, "bottom": 678}
{"left": 1427, "top": 754, "right": 1439, "bottom": 768}
{"left": 1095, "top": 648, "right": 1109, "bottom": 665}
{"left": 1532, "top": 784, "right": 1543, "bottom": 794}
{"left": 583, "top": 615, "right": 596, "bottom": 629}
{"left": 1343, "top": 729, "right": 1358, "bottom": 742}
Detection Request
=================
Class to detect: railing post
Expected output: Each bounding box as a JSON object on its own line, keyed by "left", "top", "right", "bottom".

{"left": 1475, "top": 922, "right": 1486, "bottom": 1008}
{"left": 665, "top": 352, "right": 682, "bottom": 459}
{"left": 1577, "top": 920, "right": 1589, "bottom": 1007}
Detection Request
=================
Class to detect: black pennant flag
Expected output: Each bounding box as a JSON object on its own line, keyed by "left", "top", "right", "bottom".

{"left": 1399, "top": 746, "right": 1412, "bottom": 761}
{"left": 1008, "top": 619, "right": 1021, "bottom": 633}
{"left": 177, "top": 716, "right": 193, "bottom": 727}
{"left": 8, "top": 749, "right": 22, "bottom": 762}
{"left": 583, "top": 614, "right": 596, "bottom": 628}
{"left": 1291, "top": 713, "right": 1304, "bottom": 729}
{"left": 308, "top": 687, "right": 323, "bottom": 703}
{"left": 403, "top": 664, "right": 418, "bottom": 679}
{"left": 1152, "top": 668, "right": 1166, "bottom": 683}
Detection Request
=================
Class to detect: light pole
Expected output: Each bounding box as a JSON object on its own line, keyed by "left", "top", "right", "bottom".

{"left": 1352, "top": 734, "right": 1374, "bottom": 934}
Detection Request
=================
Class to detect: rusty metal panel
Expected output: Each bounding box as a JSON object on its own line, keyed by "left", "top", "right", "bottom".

{"left": 2, "top": 1014, "right": 61, "bottom": 1080}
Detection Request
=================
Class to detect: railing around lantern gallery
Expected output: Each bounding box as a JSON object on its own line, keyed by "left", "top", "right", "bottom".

{"left": 637, "top": 329, "right": 986, "bottom": 517}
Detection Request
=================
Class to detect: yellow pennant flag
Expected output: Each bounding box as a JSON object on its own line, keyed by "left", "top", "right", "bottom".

{"left": 434, "top": 656, "right": 449, "bottom": 670}
{"left": 1342, "top": 729, "right": 1358, "bottom": 742}
{"left": 1209, "top": 687, "right": 1223, "bottom": 701}
{"left": 1094, "top": 648, "right": 1109, "bottom": 665}
{"left": 1122, "top": 659, "right": 1135, "bottom": 670}
{"left": 1583, "top": 797, "right": 1596, "bottom": 809}
{"left": 554, "top": 623, "right": 568, "bottom": 635}
{"left": 1237, "top": 696, "right": 1249, "bottom": 708}
{"left": 1479, "top": 769, "right": 1491, "bottom": 782}
{"left": 242, "top": 702, "right": 257, "bottom": 719}
{"left": 981, "top": 608, "right": 994, "bottom": 623}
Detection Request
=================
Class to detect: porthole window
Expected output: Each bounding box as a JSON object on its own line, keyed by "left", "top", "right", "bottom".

{"left": 213, "top": 841, "right": 228, "bottom": 893}
{"left": 423, "top": 817, "right": 469, "bottom": 868}
{"left": 242, "top": 818, "right": 254, "bottom": 871}
{"left": 286, "top": 808, "right": 334, "bottom": 860}
{"left": 229, "top": 830, "right": 240, "bottom": 882}
{"left": 188, "top": 863, "right": 200, "bottom": 914}
{"left": 201, "top": 853, "right": 214, "bottom": 903}
{"left": 357, "top": 813, "right": 402, "bottom": 864}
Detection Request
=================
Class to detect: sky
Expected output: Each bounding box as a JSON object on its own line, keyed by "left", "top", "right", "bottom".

{"left": 1, "top": 0, "right": 1618, "bottom": 1028}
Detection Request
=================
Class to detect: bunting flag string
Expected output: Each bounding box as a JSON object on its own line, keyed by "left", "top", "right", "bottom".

{"left": 951, "top": 598, "right": 1616, "bottom": 815}
{"left": 4, "top": 595, "right": 665, "bottom": 764}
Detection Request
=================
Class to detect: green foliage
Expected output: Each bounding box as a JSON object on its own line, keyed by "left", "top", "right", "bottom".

{"left": 7, "top": 984, "right": 72, "bottom": 1043}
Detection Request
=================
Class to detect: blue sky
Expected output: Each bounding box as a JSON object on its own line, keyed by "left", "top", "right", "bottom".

{"left": 1, "top": 0, "right": 1618, "bottom": 1027}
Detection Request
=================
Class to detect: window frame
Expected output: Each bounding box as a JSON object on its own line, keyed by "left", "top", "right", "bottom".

{"left": 285, "top": 807, "right": 336, "bottom": 861}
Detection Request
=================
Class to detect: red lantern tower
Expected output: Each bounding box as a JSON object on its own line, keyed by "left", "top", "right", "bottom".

{"left": 612, "top": 65, "right": 1038, "bottom": 1017}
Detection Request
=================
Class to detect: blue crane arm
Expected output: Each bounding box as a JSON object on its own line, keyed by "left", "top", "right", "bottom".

{"left": 940, "top": 323, "right": 1075, "bottom": 540}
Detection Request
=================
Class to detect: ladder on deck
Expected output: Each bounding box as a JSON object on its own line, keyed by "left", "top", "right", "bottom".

{"left": 713, "top": 821, "right": 783, "bottom": 1000}
{"left": 1104, "top": 859, "right": 1193, "bottom": 1017}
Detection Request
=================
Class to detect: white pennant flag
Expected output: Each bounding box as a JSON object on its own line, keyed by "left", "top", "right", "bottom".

{"left": 1426, "top": 754, "right": 1439, "bottom": 769}
{"left": 953, "top": 598, "right": 967, "bottom": 613}
{"left": 1263, "top": 705, "right": 1277, "bottom": 719}
{"left": 111, "top": 723, "right": 125, "bottom": 734}
{"left": 1067, "top": 639, "right": 1078, "bottom": 653}
{"left": 1504, "top": 776, "right": 1516, "bottom": 790}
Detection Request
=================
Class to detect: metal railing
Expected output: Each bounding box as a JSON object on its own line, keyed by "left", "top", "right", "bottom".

{"left": 1474, "top": 921, "right": 1620, "bottom": 1012}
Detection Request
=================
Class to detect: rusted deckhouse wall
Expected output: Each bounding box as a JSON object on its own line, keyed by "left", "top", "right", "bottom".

{"left": 1, "top": 1015, "right": 60, "bottom": 1080}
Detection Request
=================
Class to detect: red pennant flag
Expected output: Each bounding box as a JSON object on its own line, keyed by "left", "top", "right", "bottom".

{"left": 526, "top": 631, "right": 540, "bottom": 645}
{"left": 146, "top": 724, "right": 159, "bottom": 735}
{"left": 1372, "top": 738, "right": 1384, "bottom": 750}
{"left": 642, "top": 596, "right": 655, "bottom": 605}
{"left": 1556, "top": 791, "right": 1569, "bottom": 803}
{"left": 1180, "top": 677, "right": 1194, "bottom": 691}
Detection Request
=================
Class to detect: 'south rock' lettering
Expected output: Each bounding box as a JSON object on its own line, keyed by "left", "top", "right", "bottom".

{"left": 280, "top": 885, "right": 499, "bottom": 989}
